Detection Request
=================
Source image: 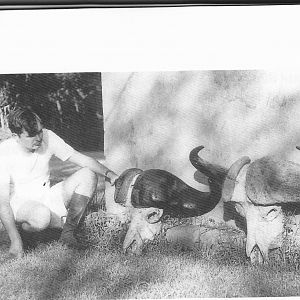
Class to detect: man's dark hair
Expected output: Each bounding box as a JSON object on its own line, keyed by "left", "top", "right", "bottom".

{"left": 8, "top": 107, "right": 42, "bottom": 136}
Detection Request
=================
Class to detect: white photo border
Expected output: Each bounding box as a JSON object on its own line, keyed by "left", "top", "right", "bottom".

{"left": 0, "top": 5, "right": 300, "bottom": 74}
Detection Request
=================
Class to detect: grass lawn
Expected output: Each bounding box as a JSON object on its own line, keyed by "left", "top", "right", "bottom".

{"left": 1, "top": 234, "right": 300, "bottom": 299}
{"left": 1, "top": 151, "right": 300, "bottom": 299}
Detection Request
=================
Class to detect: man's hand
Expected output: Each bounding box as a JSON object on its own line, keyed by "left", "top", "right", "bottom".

{"left": 107, "top": 172, "right": 119, "bottom": 186}
{"left": 9, "top": 239, "right": 24, "bottom": 259}
{"left": 0, "top": 183, "right": 24, "bottom": 259}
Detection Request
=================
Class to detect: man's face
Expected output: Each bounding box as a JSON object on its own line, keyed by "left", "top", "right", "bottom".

{"left": 17, "top": 121, "right": 43, "bottom": 152}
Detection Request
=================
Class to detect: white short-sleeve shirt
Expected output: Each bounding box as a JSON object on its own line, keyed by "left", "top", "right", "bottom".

{"left": 0, "top": 129, "right": 75, "bottom": 203}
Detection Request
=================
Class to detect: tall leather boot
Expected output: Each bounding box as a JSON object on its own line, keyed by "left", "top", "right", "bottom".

{"left": 59, "top": 193, "right": 90, "bottom": 249}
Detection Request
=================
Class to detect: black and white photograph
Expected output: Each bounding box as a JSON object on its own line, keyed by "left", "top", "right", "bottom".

{"left": 1, "top": 4, "right": 300, "bottom": 300}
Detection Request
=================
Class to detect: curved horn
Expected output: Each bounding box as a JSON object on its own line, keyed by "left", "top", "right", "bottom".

{"left": 114, "top": 168, "right": 143, "bottom": 206}
{"left": 104, "top": 181, "right": 129, "bottom": 223}
{"left": 132, "top": 169, "right": 221, "bottom": 217}
{"left": 222, "top": 156, "right": 251, "bottom": 203}
{"left": 189, "top": 146, "right": 227, "bottom": 181}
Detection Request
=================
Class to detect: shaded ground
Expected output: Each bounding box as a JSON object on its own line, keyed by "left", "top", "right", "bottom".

{"left": 1, "top": 234, "right": 300, "bottom": 299}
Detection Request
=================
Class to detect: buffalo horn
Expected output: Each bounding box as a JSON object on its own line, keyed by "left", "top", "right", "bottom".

{"left": 114, "top": 168, "right": 143, "bottom": 206}
{"left": 222, "top": 156, "right": 251, "bottom": 202}
{"left": 189, "top": 146, "right": 227, "bottom": 181}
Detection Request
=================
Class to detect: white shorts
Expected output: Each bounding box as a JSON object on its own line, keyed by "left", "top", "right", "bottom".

{"left": 10, "top": 182, "right": 68, "bottom": 219}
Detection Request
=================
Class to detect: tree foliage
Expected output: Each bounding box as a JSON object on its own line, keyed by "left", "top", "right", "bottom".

{"left": 0, "top": 73, "right": 104, "bottom": 151}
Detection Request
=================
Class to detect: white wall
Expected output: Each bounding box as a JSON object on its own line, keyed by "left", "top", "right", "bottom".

{"left": 102, "top": 70, "right": 300, "bottom": 190}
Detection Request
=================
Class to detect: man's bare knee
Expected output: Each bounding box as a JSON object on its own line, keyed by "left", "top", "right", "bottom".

{"left": 76, "top": 168, "right": 98, "bottom": 194}
{"left": 62, "top": 168, "right": 98, "bottom": 202}
{"left": 23, "top": 205, "right": 51, "bottom": 231}
{"left": 79, "top": 167, "right": 98, "bottom": 185}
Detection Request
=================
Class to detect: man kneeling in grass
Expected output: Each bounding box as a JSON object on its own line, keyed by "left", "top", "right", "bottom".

{"left": 0, "top": 107, "right": 118, "bottom": 258}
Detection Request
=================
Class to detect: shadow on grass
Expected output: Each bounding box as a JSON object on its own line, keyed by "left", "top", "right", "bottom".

{"left": 35, "top": 247, "right": 165, "bottom": 299}
{"left": 19, "top": 227, "right": 62, "bottom": 252}
{"left": 3, "top": 229, "right": 300, "bottom": 299}
{"left": 37, "top": 249, "right": 83, "bottom": 300}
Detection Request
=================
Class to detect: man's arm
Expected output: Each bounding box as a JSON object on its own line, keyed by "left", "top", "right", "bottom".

{"left": 0, "top": 175, "right": 23, "bottom": 258}
{"left": 67, "top": 150, "right": 119, "bottom": 185}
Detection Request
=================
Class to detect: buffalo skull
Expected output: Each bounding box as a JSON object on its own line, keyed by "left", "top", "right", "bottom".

{"left": 104, "top": 168, "right": 163, "bottom": 255}
{"left": 222, "top": 155, "right": 300, "bottom": 263}
{"left": 106, "top": 146, "right": 228, "bottom": 254}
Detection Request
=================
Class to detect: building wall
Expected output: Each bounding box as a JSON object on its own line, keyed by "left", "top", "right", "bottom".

{"left": 102, "top": 70, "right": 300, "bottom": 190}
